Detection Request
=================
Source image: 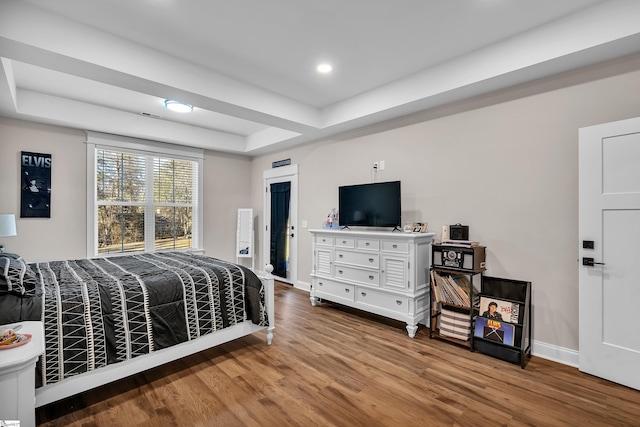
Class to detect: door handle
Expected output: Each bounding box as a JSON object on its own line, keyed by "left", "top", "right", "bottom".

{"left": 582, "top": 257, "right": 605, "bottom": 266}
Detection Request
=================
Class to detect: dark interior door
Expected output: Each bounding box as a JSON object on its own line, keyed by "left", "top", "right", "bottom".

{"left": 270, "top": 182, "right": 291, "bottom": 278}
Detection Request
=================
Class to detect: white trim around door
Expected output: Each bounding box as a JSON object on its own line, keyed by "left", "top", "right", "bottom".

{"left": 263, "top": 164, "right": 298, "bottom": 287}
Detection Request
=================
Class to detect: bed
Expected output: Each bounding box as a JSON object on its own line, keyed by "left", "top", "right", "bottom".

{"left": 0, "top": 251, "right": 274, "bottom": 408}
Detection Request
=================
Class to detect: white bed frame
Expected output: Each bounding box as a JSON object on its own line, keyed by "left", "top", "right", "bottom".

{"left": 35, "top": 265, "right": 275, "bottom": 408}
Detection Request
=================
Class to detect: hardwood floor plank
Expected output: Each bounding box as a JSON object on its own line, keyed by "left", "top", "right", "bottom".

{"left": 37, "top": 283, "right": 640, "bottom": 426}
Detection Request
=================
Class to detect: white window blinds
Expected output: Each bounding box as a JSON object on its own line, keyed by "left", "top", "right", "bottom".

{"left": 87, "top": 132, "right": 203, "bottom": 257}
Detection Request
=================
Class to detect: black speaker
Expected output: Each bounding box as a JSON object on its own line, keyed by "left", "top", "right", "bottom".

{"left": 449, "top": 224, "right": 469, "bottom": 240}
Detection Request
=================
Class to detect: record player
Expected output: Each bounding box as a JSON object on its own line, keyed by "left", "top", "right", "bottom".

{"left": 432, "top": 243, "right": 486, "bottom": 271}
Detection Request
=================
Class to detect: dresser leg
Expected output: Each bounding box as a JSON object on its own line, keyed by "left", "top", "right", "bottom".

{"left": 406, "top": 323, "right": 418, "bottom": 338}
{"left": 310, "top": 295, "right": 318, "bottom": 306}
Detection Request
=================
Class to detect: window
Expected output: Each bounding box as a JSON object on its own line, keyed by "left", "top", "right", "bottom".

{"left": 87, "top": 132, "right": 203, "bottom": 256}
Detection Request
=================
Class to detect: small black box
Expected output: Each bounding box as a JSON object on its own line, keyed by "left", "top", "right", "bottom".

{"left": 449, "top": 224, "right": 469, "bottom": 240}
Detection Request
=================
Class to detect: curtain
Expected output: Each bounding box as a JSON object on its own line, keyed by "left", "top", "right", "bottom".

{"left": 270, "top": 182, "right": 291, "bottom": 278}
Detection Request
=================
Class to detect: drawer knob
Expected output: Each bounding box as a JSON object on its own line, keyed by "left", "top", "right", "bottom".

{"left": 396, "top": 300, "right": 402, "bottom": 305}
{"left": 339, "top": 254, "right": 344, "bottom": 258}
{"left": 393, "top": 244, "right": 398, "bottom": 248}
{"left": 361, "top": 292, "right": 367, "bottom": 297}
{"left": 319, "top": 282, "right": 323, "bottom": 286}
{"left": 368, "top": 275, "right": 374, "bottom": 280}
{"left": 345, "top": 288, "right": 350, "bottom": 293}
{"left": 338, "top": 270, "right": 343, "bottom": 274}
{"left": 366, "top": 242, "right": 370, "bottom": 246}
{"left": 368, "top": 258, "right": 374, "bottom": 263}
{"left": 342, "top": 240, "right": 347, "bottom": 244}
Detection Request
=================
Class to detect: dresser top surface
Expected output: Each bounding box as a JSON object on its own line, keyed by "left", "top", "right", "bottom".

{"left": 310, "top": 229, "right": 435, "bottom": 240}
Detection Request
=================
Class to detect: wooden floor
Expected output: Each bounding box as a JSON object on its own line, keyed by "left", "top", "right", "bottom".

{"left": 38, "top": 282, "right": 640, "bottom": 426}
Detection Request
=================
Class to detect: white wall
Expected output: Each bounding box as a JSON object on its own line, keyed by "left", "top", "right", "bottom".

{"left": 201, "top": 150, "right": 253, "bottom": 263}
{"left": 3, "top": 54, "right": 640, "bottom": 359}
{"left": 250, "top": 56, "right": 640, "bottom": 354}
{"left": 0, "top": 117, "right": 253, "bottom": 263}
{"left": 0, "top": 118, "right": 87, "bottom": 261}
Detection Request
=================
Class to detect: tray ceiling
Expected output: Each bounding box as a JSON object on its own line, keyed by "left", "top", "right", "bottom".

{"left": 1, "top": 0, "right": 639, "bottom": 155}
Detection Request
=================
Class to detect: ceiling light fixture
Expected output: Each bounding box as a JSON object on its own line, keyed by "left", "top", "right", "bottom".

{"left": 164, "top": 99, "right": 193, "bottom": 113}
{"left": 317, "top": 63, "right": 333, "bottom": 74}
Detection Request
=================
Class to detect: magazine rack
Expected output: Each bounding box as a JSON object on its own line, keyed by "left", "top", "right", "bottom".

{"left": 470, "top": 276, "right": 532, "bottom": 368}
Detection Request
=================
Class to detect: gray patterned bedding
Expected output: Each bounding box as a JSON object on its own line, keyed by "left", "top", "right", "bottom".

{"left": 0, "top": 251, "right": 268, "bottom": 388}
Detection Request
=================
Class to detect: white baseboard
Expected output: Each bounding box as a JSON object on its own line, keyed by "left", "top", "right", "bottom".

{"left": 294, "top": 280, "right": 311, "bottom": 292}
{"left": 531, "top": 340, "right": 579, "bottom": 368}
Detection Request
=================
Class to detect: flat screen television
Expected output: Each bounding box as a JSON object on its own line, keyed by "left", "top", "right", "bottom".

{"left": 338, "top": 181, "right": 401, "bottom": 228}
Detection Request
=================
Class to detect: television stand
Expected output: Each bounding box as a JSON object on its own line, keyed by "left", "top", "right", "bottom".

{"left": 309, "top": 229, "right": 435, "bottom": 337}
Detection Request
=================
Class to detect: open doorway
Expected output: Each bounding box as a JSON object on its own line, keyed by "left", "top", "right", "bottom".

{"left": 263, "top": 165, "right": 298, "bottom": 285}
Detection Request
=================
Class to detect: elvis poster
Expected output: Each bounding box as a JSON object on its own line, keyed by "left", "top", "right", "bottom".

{"left": 21, "top": 151, "right": 52, "bottom": 218}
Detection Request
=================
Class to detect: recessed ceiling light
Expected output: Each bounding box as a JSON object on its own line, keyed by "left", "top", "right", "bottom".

{"left": 317, "top": 63, "right": 333, "bottom": 74}
{"left": 164, "top": 99, "right": 193, "bottom": 113}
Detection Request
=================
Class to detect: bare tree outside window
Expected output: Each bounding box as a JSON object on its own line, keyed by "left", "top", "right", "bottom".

{"left": 96, "top": 150, "right": 197, "bottom": 254}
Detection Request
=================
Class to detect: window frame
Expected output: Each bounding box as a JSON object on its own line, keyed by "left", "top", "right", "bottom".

{"left": 86, "top": 131, "right": 204, "bottom": 257}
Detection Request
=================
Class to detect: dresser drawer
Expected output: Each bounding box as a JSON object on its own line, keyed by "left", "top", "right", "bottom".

{"left": 381, "top": 240, "right": 409, "bottom": 253}
{"left": 315, "top": 235, "right": 334, "bottom": 246}
{"left": 314, "top": 278, "right": 354, "bottom": 302}
{"left": 335, "top": 237, "right": 355, "bottom": 248}
{"left": 334, "top": 265, "right": 379, "bottom": 286}
{"left": 356, "top": 288, "right": 409, "bottom": 314}
{"left": 356, "top": 238, "right": 379, "bottom": 251}
{"left": 334, "top": 249, "right": 380, "bottom": 268}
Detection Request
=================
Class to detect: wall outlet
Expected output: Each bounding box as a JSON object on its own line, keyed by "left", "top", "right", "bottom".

{"left": 302, "top": 220, "right": 308, "bottom": 228}
{"left": 379, "top": 160, "right": 385, "bottom": 170}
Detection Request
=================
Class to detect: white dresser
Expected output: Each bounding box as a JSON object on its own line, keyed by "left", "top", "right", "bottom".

{"left": 310, "top": 229, "right": 434, "bottom": 337}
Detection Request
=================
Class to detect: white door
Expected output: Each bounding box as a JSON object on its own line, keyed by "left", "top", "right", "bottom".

{"left": 263, "top": 165, "right": 298, "bottom": 285}
{"left": 579, "top": 116, "right": 640, "bottom": 390}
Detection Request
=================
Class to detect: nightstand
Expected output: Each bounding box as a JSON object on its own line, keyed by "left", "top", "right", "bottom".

{"left": 0, "top": 321, "right": 44, "bottom": 427}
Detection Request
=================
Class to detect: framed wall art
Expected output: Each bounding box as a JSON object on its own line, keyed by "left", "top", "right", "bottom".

{"left": 20, "top": 151, "right": 52, "bottom": 218}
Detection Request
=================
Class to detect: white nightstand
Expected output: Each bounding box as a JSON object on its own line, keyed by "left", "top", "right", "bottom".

{"left": 0, "top": 321, "right": 44, "bottom": 427}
